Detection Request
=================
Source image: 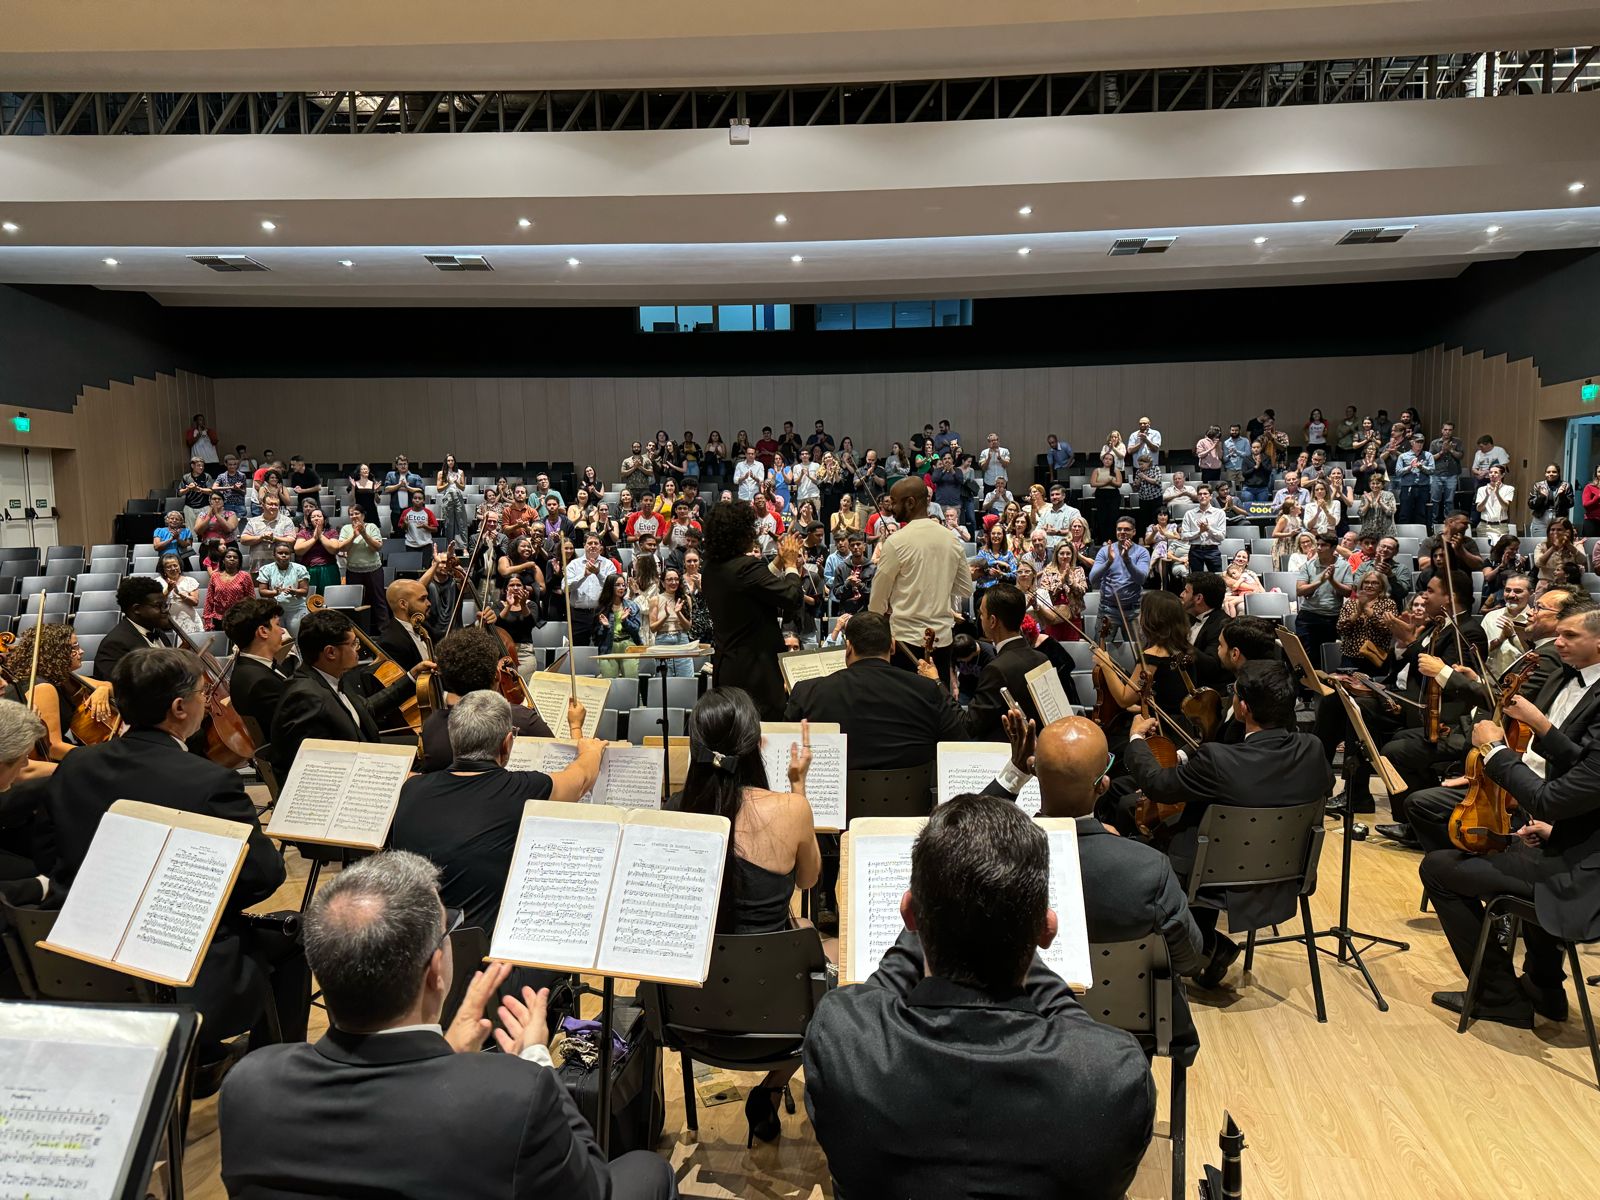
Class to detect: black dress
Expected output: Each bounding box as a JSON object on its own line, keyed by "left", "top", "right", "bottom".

{"left": 1091, "top": 474, "right": 1122, "bottom": 544}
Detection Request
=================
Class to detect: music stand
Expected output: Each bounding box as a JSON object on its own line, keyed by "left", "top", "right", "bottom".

{"left": 597, "top": 643, "right": 708, "bottom": 804}
{"left": 1255, "top": 680, "right": 1409, "bottom": 1011}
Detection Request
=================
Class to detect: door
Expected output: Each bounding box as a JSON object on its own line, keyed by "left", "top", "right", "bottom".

{"left": 1562, "top": 415, "right": 1600, "bottom": 528}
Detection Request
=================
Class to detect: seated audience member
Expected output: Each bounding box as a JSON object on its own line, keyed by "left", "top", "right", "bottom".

{"left": 270, "top": 609, "right": 407, "bottom": 774}
{"left": 416, "top": 628, "right": 558, "bottom": 771}
{"left": 223, "top": 598, "right": 293, "bottom": 741}
{"left": 984, "top": 711, "right": 1205, "bottom": 1066}
{"left": 676, "top": 687, "right": 821, "bottom": 1144}
{"left": 965, "top": 582, "right": 1047, "bottom": 739}
{"left": 47, "top": 648, "right": 308, "bottom": 1061}
{"left": 804, "top": 793, "right": 1154, "bottom": 1199}
{"left": 219, "top": 852, "right": 676, "bottom": 1200}
{"left": 390, "top": 691, "right": 602, "bottom": 934}
{"left": 0, "top": 700, "right": 53, "bottom": 905}
{"left": 1124, "top": 661, "right": 1333, "bottom": 986}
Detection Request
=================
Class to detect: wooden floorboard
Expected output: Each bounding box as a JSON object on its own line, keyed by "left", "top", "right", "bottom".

{"left": 182, "top": 791, "right": 1600, "bottom": 1199}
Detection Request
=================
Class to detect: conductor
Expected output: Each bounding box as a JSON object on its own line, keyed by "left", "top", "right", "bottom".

{"left": 699, "top": 500, "right": 803, "bottom": 720}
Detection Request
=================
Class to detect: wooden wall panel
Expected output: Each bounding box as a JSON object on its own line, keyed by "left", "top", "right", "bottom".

{"left": 1409, "top": 344, "right": 1546, "bottom": 484}
{"left": 214, "top": 354, "right": 1414, "bottom": 476}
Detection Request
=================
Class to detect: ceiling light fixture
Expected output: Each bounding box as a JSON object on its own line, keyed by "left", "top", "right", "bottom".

{"left": 517, "top": 217, "right": 532, "bottom": 229}
{"left": 566, "top": 257, "right": 581, "bottom": 267}
{"left": 260, "top": 220, "right": 277, "bottom": 232}
{"left": 774, "top": 214, "right": 788, "bottom": 225}
{"left": 0, "top": 222, "right": 16, "bottom": 234}
{"left": 1485, "top": 225, "right": 1501, "bottom": 235}
{"left": 1291, "top": 194, "right": 1306, "bottom": 205}
{"left": 1017, "top": 247, "right": 1031, "bottom": 256}
{"left": 1253, "top": 236, "right": 1268, "bottom": 245}
{"left": 790, "top": 254, "right": 804, "bottom": 263}
{"left": 339, "top": 259, "right": 354, "bottom": 267}
{"left": 1017, "top": 205, "right": 1033, "bottom": 216}
{"left": 102, "top": 257, "right": 119, "bottom": 266}
{"left": 1569, "top": 182, "right": 1586, "bottom": 194}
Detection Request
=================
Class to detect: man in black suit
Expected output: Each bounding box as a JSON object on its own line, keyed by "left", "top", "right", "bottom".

{"left": 785, "top": 613, "right": 966, "bottom": 769}
{"left": 804, "top": 793, "right": 1153, "bottom": 1199}
{"left": 223, "top": 597, "right": 294, "bottom": 743}
{"left": 700, "top": 500, "right": 803, "bottom": 720}
{"left": 93, "top": 575, "right": 178, "bottom": 684}
{"left": 1374, "top": 587, "right": 1570, "bottom": 848}
{"left": 1182, "top": 571, "right": 1230, "bottom": 690}
{"left": 1313, "top": 568, "right": 1486, "bottom": 816}
{"left": 270, "top": 609, "right": 398, "bottom": 775}
{"left": 984, "top": 710, "right": 1206, "bottom": 1064}
{"left": 219, "top": 851, "right": 675, "bottom": 1199}
{"left": 965, "top": 582, "right": 1047, "bottom": 740}
{"left": 376, "top": 579, "right": 438, "bottom": 672}
{"left": 1126, "top": 660, "right": 1334, "bottom": 986}
{"left": 415, "top": 628, "right": 556, "bottom": 772}
{"left": 46, "top": 648, "right": 308, "bottom": 1059}
{"left": 1420, "top": 600, "right": 1600, "bottom": 1028}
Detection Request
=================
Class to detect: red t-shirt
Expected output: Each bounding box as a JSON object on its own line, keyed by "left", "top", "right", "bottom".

{"left": 755, "top": 438, "right": 779, "bottom": 467}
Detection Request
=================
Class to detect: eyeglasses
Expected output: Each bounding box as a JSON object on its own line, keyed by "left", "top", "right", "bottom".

{"left": 431, "top": 907, "right": 464, "bottom": 958}
{"left": 1094, "top": 754, "right": 1116, "bottom": 788}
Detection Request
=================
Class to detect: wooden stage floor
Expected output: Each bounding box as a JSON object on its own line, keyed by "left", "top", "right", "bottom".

{"left": 183, "top": 792, "right": 1600, "bottom": 1200}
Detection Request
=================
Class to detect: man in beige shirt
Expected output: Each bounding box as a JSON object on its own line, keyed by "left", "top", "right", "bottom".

{"left": 870, "top": 477, "right": 974, "bottom": 682}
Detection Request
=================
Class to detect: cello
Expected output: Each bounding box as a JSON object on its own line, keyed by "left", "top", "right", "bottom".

{"left": 169, "top": 622, "right": 256, "bottom": 768}
{"left": 1448, "top": 650, "right": 1541, "bottom": 854}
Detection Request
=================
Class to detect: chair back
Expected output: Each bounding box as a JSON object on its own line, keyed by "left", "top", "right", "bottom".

{"left": 638, "top": 927, "right": 827, "bottom": 1070}
{"left": 1084, "top": 936, "right": 1174, "bottom": 1058}
{"left": 844, "top": 762, "right": 935, "bottom": 825}
{"left": 0, "top": 899, "right": 163, "bottom": 1003}
{"left": 1186, "top": 799, "right": 1327, "bottom": 899}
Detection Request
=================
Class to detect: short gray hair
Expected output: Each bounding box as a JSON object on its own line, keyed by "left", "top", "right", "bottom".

{"left": 448, "top": 689, "right": 513, "bottom": 761}
{"left": 303, "top": 851, "right": 444, "bottom": 1031}
{"left": 0, "top": 699, "right": 44, "bottom": 762}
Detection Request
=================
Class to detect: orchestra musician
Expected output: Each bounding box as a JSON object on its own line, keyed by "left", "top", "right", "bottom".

{"left": 1313, "top": 568, "right": 1486, "bottom": 818}
{"left": 94, "top": 576, "right": 179, "bottom": 684}
{"left": 223, "top": 598, "right": 295, "bottom": 743}
{"left": 269, "top": 610, "right": 403, "bottom": 775}
{"left": 1419, "top": 599, "right": 1600, "bottom": 1028}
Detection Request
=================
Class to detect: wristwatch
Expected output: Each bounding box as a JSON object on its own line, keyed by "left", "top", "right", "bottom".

{"left": 1477, "top": 740, "right": 1506, "bottom": 757}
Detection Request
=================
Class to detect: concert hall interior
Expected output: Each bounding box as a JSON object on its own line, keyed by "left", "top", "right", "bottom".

{"left": 3, "top": 4, "right": 1600, "bottom": 1199}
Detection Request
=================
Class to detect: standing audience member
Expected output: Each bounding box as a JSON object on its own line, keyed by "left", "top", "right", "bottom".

{"left": 204, "top": 545, "right": 257, "bottom": 632}
{"left": 869, "top": 477, "right": 974, "bottom": 681}
{"left": 335, "top": 507, "right": 391, "bottom": 631}
{"left": 383, "top": 455, "right": 424, "bottom": 519}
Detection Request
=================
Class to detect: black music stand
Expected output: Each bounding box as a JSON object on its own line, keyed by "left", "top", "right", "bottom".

{"left": 1256, "top": 681, "right": 1409, "bottom": 1010}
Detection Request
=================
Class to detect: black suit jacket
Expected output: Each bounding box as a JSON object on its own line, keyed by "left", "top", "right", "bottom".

{"left": 1191, "top": 608, "right": 1229, "bottom": 690}
{"left": 46, "top": 728, "right": 286, "bottom": 1039}
{"left": 702, "top": 556, "right": 802, "bottom": 720}
{"left": 785, "top": 658, "right": 967, "bottom": 769}
{"left": 93, "top": 618, "right": 173, "bottom": 684}
{"left": 269, "top": 664, "right": 381, "bottom": 775}
{"left": 219, "top": 1028, "right": 611, "bottom": 1200}
{"left": 230, "top": 655, "right": 291, "bottom": 742}
{"left": 377, "top": 619, "right": 428, "bottom": 673}
{"left": 1125, "top": 727, "right": 1333, "bottom": 927}
{"left": 965, "top": 637, "right": 1048, "bottom": 741}
{"left": 1388, "top": 614, "right": 1488, "bottom": 730}
{"left": 804, "top": 929, "right": 1154, "bottom": 1200}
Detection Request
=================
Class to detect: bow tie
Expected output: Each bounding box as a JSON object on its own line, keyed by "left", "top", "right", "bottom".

{"left": 1562, "top": 664, "right": 1586, "bottom": 685}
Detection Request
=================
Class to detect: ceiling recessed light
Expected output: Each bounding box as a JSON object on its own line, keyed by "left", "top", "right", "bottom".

{"left": 1569, "top": 182, "right": 1586, "bottom": 194}
{"left": 517, "top": 217, "right": 532, "bottom": 229}
{"left": 338, "top": 259, "right": 354, "bottom": 267}
{"left": 1253, "top": 236, "right": 1268, "bottom": 245}
{"left": 1017, "top": 247, "right": 1031, "bottom": 256}
{"left": 1017, "top": 205, "right": 1033, "bottom": 216}
{"left": 774, "top": 214, "right": 788, "bottom": 225}
{"left": 566, "top": 257, "right": 581, "bottom": 267}
{"left": 1, "top": 222, "right": 16, "bottom": 234}
{"left": 1485, "top": 225, "right": 1501, "bottom": 235}
{"left": 102, "top": 257, "right": 119, "bottom": 266}
{"left": 1291, "top": 194, "right": 1306, "bottom": 205}
{"left": 790, "top": 254, "right": 804, "bottom": 263}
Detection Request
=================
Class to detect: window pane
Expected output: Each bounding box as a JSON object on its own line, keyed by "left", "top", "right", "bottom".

{"left": 815, "top": 303, "right": 854, "bottom": 331}
{"left": 717, "top": 304, "right": 755, "bottom": 331}
{"left": 676, "top": 304, "right": 715, "bottom": 332}
{"left": 638, "top": 305, "right": 677, "bottom": 333}
{"left": 758, "top": 303, "right": 792, "bottom": 331}
{"left": 854, "top": 302, "right": 892, "bottom": 330}
{"left": 893, "top": 300, "right": 932, "bottom": 328}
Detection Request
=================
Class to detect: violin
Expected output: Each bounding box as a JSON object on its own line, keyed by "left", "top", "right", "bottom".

{"left": 411, "top": 617, "right": 444, "bottom": 724}
{"left": 1423, "top": 674, "right": 1444, "bottom": 744}
{"left": 1448, "top": 652, "right": 1539, "bottom": 854}
{"left": 168, "top": 622, "right": 256, "bottom": 767}
{"left": 1177, "top": 658, "right": 1225, "bottom": 742}
{"left": 307, "top": 594, "right": 424, "bottom": 734}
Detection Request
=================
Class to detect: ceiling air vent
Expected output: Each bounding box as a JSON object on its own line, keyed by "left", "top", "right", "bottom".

{"left": 424, "top": 254, "right": 493, "bottom": 271}
{"left": 1337, "top": 226, "right": 1415, "bottom": 245}
{"left": 189, "top": 254, "right": 269, "bottom": 272}
{"left": 1108, "top": 236, "right": 1178, "bottom": 257}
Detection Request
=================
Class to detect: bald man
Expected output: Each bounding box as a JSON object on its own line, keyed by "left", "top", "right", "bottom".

{"left": 376, "top": 579, "right": 439, "bottom": 675}
{"left": 984, "top": 711, "right": 1206, "bottom": 1063}
{"left": 868, "top": 476, "right": 974, "bottom": 681}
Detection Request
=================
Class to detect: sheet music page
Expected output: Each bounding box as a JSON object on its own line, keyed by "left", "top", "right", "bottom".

{"left": 1026, "top": 661, "right": 1074, "bottom": 725}
{"left": 846, "top": 831, "right": 917, "bottom": 986}
{"left": 936, "top": 742, "right": 1042, "bottom": 816}
{"left": 506, "top": 736, "right": 577, "bottom": 774}
{"left": 596, "top": 820, "right": 726, "bottom": 983}
{"left": 526, "top": 672, "right": 607, "bottom": 738}
{"left": 41, "top": 812, "right": 170, "bottom": 964}
{"left": 488, "top": 812, "right": 621, "bottom": 970}
{"left": 596, "top": 746, "right": 664, "bottom": 810}
{"left": 760, "top": 728, "right": 847, "bottom": 830}
{"left": 779, "top": 647, "right": 846, "bottom": 689}
{"left": 1038, "top": 822, "right": 1092, "bottom": 989}
{"left": 323, "top": 750, "right": 414, "bottom": 847}
{"left": 266, "top": 747, "right": 355, "bottom": 839}
{"left": 115, "top": 825, "right": 244, "bottom": 984}
{"left": 0, "top": 1004, "right": 175, "bottom": 1200}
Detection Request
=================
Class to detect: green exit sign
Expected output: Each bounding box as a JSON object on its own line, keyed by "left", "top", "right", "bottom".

{"left": 10, "top": 414, "right": 29, "bottom": 433}
{"left": 1583, "top": 381, "right": 1599, "bottom": 404}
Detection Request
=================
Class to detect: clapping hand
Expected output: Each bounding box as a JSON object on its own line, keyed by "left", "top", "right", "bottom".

{"left": 444, "top": 961, "right": 513, "bottom": 1053}
{"left": 494, "top": 985, "right": 552, "bottom": 1057}
{"left": 1002, "top": 707, "right": 1036, "bottom": 774}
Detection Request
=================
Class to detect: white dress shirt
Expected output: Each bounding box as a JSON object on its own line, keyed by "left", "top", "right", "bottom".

{"left": 1510, "top": 660, "right": 1600, "bottom": 780}
{"left": 1180, "top": 505, "right": 1225, "bottom": 546}
{"left": 314, "top": 667, "right": 364, "bottom": 728}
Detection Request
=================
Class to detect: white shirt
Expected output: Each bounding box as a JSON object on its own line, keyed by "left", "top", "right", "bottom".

{"left": 314, "top": 667, "right": 364, "bottom": 728}
{"left": 979, "top": 446, "right": 1011, "bottom": 485}
{"left": 1472, "top": 446, "right": 1509, "bottom": 476}
{"left": 1514, "top": 660, "right": 1600, "bottom": 780}
{"left": 869, "top": 516, "right": 974, "bottom": 649}
{"left": 733, "top": 460, "right": 764, "bottom": 501}
{"left": 1477, "top": 483, "right": 1514, "bottom": 524}
{"left": 374, "top": 1023, "right": 555, "bottom": 1068}
{"left": 1036, "top": 504, "right": 1081, "bottom": 547}
{"left": 564, "top": 555, "right": 615, "bottom": 609}
{"left": 1180, "top": 505, "right": 1225, "bottom": 546}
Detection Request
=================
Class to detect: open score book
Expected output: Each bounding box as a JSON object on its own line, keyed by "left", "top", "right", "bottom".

{"left": 265, "top": 739, "right": 415, "bottom": 849}
{"left": 488, "top": 802, "right": 730, "bottom": 986}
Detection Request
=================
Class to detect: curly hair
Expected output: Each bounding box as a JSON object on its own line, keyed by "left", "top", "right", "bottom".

{"left": 702, "top": 500, "right": 757, "bottom": 564}
{"left": 11, "top": 622, "right": 78, "bottom": 689}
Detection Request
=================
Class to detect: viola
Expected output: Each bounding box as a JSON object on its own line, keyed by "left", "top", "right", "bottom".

{"left": 307, "top": 594, "right": 424, "bottom": 734}
{"left": 168, "top": 622, "right": 256, "bottom": 767}
{"left": 1448, "top": 650, "right": 1540, "bottom": 855}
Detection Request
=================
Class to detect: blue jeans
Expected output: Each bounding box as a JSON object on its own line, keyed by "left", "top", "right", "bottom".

{"left": 1241, "top": 486, "right": 1271, "bottom": 504}
{"left": 655, "top": 631, "right": 693, "bottom": 676}
{"left": 1429, "top": 474, "right": 1457, "bottom": 524}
